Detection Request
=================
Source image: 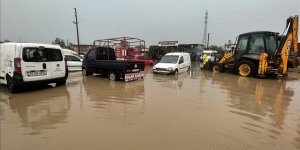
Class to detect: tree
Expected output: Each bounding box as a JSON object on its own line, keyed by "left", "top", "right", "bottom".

{"left": 149, "top": 45, "right": 174, "bottom": 60}
{"left": 208, "top": 45, "right": 218, "bottom": 50}
{"left": 208, "top": 45, "right": 225, "bottom": 55}
{"left": 66, "top": 42, "right": 74, "bottom": 50}
{"left": 52, "top": 38, "right": 66, "bottom": 48}
{"left": 0, "top": 40, "right": 11, "bottom": 43}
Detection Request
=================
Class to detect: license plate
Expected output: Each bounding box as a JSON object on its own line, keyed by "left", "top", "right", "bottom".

{"left": 125, "top": 73, "right": 144, "bottom": 82}
{"left": 27, "top": 70, "right": 47, "bottom": 77}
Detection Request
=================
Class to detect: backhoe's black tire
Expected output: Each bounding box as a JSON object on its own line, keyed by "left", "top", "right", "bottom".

{"left": 236, "top": 60, "right": 258, "bottom": 77}
{"left": 82, "top": 68, "right": 92, "bottom": 76}
{"left": 212, "top": 63, "right": 224, "bottom": 72}
{"left": 7, "top": 77, "right": 19, "bottom": 93}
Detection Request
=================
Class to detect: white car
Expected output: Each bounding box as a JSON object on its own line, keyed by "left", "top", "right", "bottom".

{"left": 65, "top": 54, "right": 82, "bottom": 71}
{"left": 153, "top": 52, "right": 191, "bottom": 75}
{"left": 200, "top": 50, "right": 218, "bottom": 61}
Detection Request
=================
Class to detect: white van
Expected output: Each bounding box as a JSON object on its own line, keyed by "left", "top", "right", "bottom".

{"left": 153, "top": 52, "right": 191, "bottom": 75}
{"left": 0, "top": 42, "right": 68, "bottom": 93}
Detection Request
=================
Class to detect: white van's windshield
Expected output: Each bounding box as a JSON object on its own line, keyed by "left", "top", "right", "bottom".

{"left": 159, "top": 55, "right": 179, "bottom": 64}
{"left": 23, "top": 48, "right": 63, "bottom": 62}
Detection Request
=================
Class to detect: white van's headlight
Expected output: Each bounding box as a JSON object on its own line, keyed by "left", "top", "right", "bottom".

{"left": 153, "top": 66, "right": 156, "bottom": 70}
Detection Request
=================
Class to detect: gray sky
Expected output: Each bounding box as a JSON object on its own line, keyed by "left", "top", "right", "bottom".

{"left": 1, "top": 0, "right": 299, "bottom": 47}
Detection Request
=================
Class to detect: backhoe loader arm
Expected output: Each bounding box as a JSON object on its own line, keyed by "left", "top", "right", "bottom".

{"left": 276, "top": 15, "right": 298, "bottom": 75}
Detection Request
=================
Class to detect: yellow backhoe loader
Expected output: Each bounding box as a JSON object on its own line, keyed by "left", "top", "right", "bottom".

{"left": 202, "top": 15, "right": 298, "bottom": 77}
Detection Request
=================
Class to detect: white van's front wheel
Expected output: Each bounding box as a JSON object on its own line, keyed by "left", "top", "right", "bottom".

{"left": 173, "top": 69, "right": 178, "bottom": 75}
{"left": 187, "top": 66, "right": 190, "bottom": 73}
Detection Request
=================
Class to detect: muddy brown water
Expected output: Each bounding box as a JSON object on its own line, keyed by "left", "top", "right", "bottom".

{"left": 1, "top": 64, "right": 300, "bottom": 150}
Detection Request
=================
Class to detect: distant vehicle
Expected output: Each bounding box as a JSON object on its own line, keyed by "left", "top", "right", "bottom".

{"left": 62, "top": 49, "right": 83, "bottom": 71}
{"left": 153, "top": 52, "right": 191, "bottom": 75}
{"left": 93, "top": 37, "right": 146, "bottom": 60}
{"left": 62, "top": 49, "right": 84, "bottom": 59}
{"left": 202, "top": 15, "right": 299, "bottom": 78}
{"left": 0, "top": 43, "right": 68, "bottom": 93}
{"left": 65, "top": 54, "right": 82, "bottom": 71}
{"left": 125, "top": 55, "right": 154, "bottom": 66}
{"left": 200, "top": 50, "right": 218, "bottom": 61}
{"left": 82, "top": 47, "right": 145, "bottom": 81}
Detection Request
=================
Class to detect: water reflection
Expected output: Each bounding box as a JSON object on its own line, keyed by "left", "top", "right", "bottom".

{"left": 205, "top": 72, "right": 295, "bottom": 136}
{"left": 296, "top": 123, "right": 300, "bottom": 149}
{"left": 83, "top": 77, "right": 144, "bottom": 104}
{"left": 5, "top": 86, "right": 71, "bottom": 135}
{"left": 81, "top": 76, "right": 146, "bottom": 125}
{"left": 152, "top": 72, "right": 189, "bottom": 89}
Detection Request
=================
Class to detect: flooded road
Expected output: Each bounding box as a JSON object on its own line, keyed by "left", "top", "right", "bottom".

{"left": 1, "top": 64, "right": 300, "bottom": 150}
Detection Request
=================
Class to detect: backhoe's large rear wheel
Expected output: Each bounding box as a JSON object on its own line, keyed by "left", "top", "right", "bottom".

{"left": 236, "top": 60, "right": 257, "bottom": 77}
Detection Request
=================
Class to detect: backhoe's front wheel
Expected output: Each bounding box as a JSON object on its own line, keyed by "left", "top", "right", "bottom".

{"left": 237, "top": 60, "right": 257, "bottom": 77}
{"left": 212, "top": 63, "right": 224, "bottom": 72}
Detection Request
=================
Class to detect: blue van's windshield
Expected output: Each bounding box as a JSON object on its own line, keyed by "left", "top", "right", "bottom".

{"left": 159, "top": 55, "right": 179, "bottom": 64}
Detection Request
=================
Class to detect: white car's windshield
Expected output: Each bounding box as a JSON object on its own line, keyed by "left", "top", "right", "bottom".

{"left": 159, "top": 55, "right": 179, "bottom": 64}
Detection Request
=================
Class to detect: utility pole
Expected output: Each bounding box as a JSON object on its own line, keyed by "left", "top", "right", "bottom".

{"left": 202, "top": 11, "right": 208, "bottom": 49}
{"left": 73, "top": 8, "right": 81, "bottom": 55}
{"left": 207, "top": 33, "right": 210, "bottom": 49}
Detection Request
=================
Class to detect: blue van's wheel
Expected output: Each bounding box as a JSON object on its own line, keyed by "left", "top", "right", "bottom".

{"left": 82, "top": 68, "right": 91, "bottom": 76}
{"left": 109, "top": 72, "right": 117, "bottom": 81}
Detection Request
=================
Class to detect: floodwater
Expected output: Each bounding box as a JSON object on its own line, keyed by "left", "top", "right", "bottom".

{"left": 1, "top": 64, "right": 300, "bottom": 150}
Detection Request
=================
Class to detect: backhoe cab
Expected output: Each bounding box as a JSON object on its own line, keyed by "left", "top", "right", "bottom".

{"left": 204, "top": 15, "right": 298, "bottom": 77}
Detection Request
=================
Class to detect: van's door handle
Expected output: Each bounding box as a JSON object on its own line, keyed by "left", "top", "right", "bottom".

{"left": 43, "top": 63, "right": 46, "bottom": 69}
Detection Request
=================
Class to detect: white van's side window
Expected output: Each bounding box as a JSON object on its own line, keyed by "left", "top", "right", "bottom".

{"left": 50, "top": 49, "right": 63, "bottom": 61}
{"left": 179, "top": 56, "right": 184, "bottom": 64}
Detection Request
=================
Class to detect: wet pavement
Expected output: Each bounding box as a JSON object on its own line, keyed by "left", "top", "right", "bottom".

{"left": 1, "top": 64, "right": 300, "bottom": 150}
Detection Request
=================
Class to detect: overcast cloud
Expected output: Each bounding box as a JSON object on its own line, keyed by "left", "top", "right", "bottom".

{"left": 1, "top": 0, "right": 299, "bottom": 46}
